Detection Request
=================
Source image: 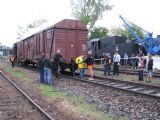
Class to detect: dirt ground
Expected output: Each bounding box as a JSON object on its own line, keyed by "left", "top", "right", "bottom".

{"left": 1, "top": 60, "right": 160, "bottom": 120}
{"left": 0, "top": 74, "right": 47, "bottom": 120}
{"left": 0, "top": 64, "right": 101, "bottom": 120}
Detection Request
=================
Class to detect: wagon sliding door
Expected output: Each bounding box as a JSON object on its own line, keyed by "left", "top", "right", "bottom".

{"left": 52, "top": 29, "right": 67, "bottom": 61}
{"left": 28, "top": 37, "right": 34, "bottom": 61}
{"left": 77, "top": 30, "right": 87, "bottom": 56}
{"left": 44, "top": 29, "right": 53, "bottom": 57}
{"left": 16, "top": 42, "right": 23, "bottom": 61}
{"left": 39, "top": 32, "right": 44, "bottom": 55}
{"left": 66, "top": 30, "right": 77, "bottom": 60}
{"left": 24, "top": 39, "right": 29, "bottom": 60}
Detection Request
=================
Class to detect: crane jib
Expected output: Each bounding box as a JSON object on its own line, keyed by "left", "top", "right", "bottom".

{"left": 119, "top": 15, "right": 160, "bottom": 55}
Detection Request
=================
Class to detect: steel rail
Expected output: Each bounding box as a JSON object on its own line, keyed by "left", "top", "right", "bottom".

{"left": 94, "top": 67, "right": 160, "bottom": 78}
{"left": 62, "top": 72, "right": 160, "bottom": 99}
{"left": 0, "top": 71, "right": 55, "bottom": 120}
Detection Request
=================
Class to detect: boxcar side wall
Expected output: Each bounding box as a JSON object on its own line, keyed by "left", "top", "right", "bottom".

{"left": 15, "top": 19, "right": 88, "bottom": 65}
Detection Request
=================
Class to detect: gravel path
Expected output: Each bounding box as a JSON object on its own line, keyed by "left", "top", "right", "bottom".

{"left": 55, "top": 78, "right": 160, "bottom": 120}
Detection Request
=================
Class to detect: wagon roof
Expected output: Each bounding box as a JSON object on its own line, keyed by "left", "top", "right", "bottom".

{"left": 20, "top": 19, "right": 87, "bottom": 41}
{"left": 54, "top": 19, "right": 87, "bottom": 30}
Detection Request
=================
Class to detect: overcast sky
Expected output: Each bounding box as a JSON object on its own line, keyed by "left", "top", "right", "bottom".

{"left": 0, "top": 0, "right": 160, "bottom": 47}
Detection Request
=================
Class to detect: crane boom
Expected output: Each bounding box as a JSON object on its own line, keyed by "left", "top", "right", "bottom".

{"left": 119, "top": 15, "right": 160, "bottom": 54}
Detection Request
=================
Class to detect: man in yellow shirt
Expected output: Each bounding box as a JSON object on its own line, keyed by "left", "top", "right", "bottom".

{"left": 76, "top": 55, "right": 87, "bottom": 79}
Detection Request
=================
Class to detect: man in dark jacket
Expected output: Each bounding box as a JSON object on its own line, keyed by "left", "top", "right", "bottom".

{"left": 103, "top": 53, "right": 112, "bottom": 76}
{"left": 37, "top": 54, "right": 45, "bottom": 83}
{"left": 85, "top": 50, "right": 94, "bottom": 80}
{"left": 43, "top": 54, "right": 53, "bottom": 85}
{"left": 147, "top": 55, "right": 153, "bottom": 82}
{"left": 53, "top": 50, "right": 62, "bottom": 79}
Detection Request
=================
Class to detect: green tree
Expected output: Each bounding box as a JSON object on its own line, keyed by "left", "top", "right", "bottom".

{"left": 71, "top": 0, "right": 112, "bottom": 29}
{"left": 110, "top": 25, "right": 144, "bottom": 39}
{"left": 89, "top": 27, "right": 108, "bottom": 39}
{"left": 17, "top": 19, "right": 47, "bottom": 40}
{"left": 110, "top": 26, "right": 127, "bottom": 37}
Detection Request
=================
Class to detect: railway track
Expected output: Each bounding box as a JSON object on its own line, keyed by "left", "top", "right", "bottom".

{"left": 2, "top": 59, "right": 160, "bottom": 99}
{"left": 94, "top": 67, "right": 160, "bottom": 78}
{"left": 0, "top": 71, "right": 54, "bottom": 120}
{"left": 9, "top": 62, "right": 160, "bottom": 99}
{"left": 62, "top": 72, "right": 160, "bottom": 99}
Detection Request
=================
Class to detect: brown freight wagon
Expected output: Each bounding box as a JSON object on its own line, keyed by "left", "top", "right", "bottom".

{"left": 14, "top": 19, "right": 88, "bottom": 69}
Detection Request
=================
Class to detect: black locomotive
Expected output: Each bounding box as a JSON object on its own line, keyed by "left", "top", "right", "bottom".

{"left": 88, "top": 36, "right": 147, "bottom": 58}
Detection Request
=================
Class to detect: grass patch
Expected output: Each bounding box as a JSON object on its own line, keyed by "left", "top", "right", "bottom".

{"left": 0, "top": 63, "right": 34, "bottom": 81}
{"left": 38, "top": 84, "right": 67, "bottom": 98}
{"left": 150, "top": 79, "right": 160, "bottom": 84}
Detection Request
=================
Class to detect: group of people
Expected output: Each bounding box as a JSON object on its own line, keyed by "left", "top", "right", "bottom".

{"left": 129, "top": 54, "right": 147, "bottom": 70}
{"left": 7, "top": 44, "right": 155, "bottom": 86}
{"left": 102, "top": 50, "right": 121, "bottom": 76}
{"left": 38, "top": 50, "right": 62, "bottom": 85}
{"left": 75, "top": 50, "right": 121, "bottom": 80}
{"left": 137, "top": 54, "right": 153, "bottom": 81}
{"left": 10, "top": 48, "right": 154, "bottom": 83}
{"left": 75, "top": 49, "right": 154, "bottom": 82}
{"left": 121, "top": 53, "right": 154, "bottom": 82}
{"left": 123, "top": 52, "right": 153, "bottom": 81}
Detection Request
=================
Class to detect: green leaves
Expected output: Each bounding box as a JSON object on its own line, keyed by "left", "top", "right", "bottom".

{"left": 71, "top": 0, "right": 112, "bottom": 29}
{"left": 89, "top": 27, "right": 108, "bottom": 39}
{"left": 110, "top": 25, "right": 144, "bottom": 40}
